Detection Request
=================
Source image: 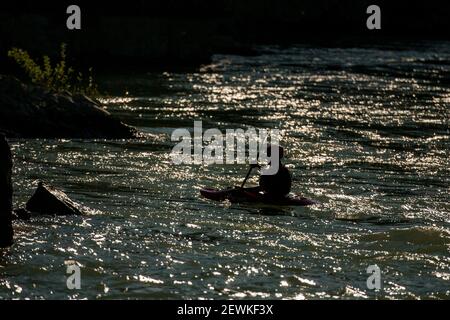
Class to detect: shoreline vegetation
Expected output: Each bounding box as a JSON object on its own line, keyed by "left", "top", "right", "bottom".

{"left": 1, "top": 39, "right": 137, "bottom": 139}
{"left": 2, "top": 43, "right": 136, "bottom": 139}
{"left": 8, "top": 43, "right": 99, "bottom": 97}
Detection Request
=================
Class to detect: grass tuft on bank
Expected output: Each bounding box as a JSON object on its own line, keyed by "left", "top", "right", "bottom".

{"left": 8, "top": 43, "right": 99, "bottom": 97}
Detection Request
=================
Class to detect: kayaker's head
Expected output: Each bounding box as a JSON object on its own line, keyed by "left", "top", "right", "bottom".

{"left": 258, "top": 144, "right": 284, "bottom": 176}
{"left": 266, "top": 144, "right": 284, "bottom": 160}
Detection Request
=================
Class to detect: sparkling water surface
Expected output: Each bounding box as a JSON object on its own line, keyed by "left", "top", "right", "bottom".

{"left": 1, "top": 42, "right": 449, "bottom": 299}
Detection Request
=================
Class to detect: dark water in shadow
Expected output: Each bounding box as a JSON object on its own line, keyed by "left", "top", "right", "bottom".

{"left": 1, "top": 41, "right": 449, "bottom": 299}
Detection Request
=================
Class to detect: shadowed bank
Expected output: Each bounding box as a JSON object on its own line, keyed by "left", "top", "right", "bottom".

{"left": 1, "top": 0, "right": 449, "bottom": 71}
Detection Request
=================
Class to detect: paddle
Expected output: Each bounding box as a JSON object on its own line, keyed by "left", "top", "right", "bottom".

{"left": 240, "top": 165, "right": 255, "bottom": 188}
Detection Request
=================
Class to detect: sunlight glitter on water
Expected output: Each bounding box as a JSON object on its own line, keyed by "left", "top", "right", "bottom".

{"left": 1, "top": 42, "right": 450, "bottom": 299}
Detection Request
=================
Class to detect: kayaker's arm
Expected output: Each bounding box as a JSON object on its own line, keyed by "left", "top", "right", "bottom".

{"left": 240, "top": 164, "right": 260, "bottom": 188}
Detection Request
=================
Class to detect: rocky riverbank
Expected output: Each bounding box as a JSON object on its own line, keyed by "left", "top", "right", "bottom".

{"left": 0, "top": 75, "right": 136, "bottom": 139}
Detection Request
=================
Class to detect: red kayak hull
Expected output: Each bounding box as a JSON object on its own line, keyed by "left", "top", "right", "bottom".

{"left": 200, "top": 187, "right": 317, "bottom": 206}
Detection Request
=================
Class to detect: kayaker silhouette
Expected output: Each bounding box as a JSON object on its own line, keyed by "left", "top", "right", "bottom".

{"left": 200, "top": 144, "right": 316, "bottom": 206}
{"left": 240, "top": 144, "right": 292, "bottom": 198}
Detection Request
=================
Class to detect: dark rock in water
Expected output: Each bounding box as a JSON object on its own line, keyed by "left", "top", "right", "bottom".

{"left": 26, "top": 182, "right": 88, "bottom": 216}
{"left": 0, "top": 75, "right": 136, "bottom": 139}
{"left": 12, "top": 208, "right": 31, "bottom": 221}
{"left": 0, "top": 134, "right": 14, "bottom": 247}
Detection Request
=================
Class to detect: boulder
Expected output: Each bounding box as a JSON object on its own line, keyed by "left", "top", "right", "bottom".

{"left": 0, "top": 75, "right": 136, "bottom": 138}
{"left": 0, "top": 134, "right": 14, "bottom": 247}
{"left": 26, "top": 182, "right": 88, "bottom": 216}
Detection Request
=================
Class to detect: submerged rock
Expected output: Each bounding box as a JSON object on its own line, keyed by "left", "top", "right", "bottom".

{"left": 0, "top": 134, "right": 14, "bottom": 247}
{"left": 25, "top": 182, "right": 88, "bottom": 216}
{"left": 0, "top": 75, "right": 136, "bottom": 138}
{"left": 12, "top": 208, "right": 31, "bottom": 221}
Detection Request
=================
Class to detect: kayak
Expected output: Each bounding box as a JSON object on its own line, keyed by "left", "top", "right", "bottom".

{"left": 200, "top": 187, "right": 317, "bottom": 206}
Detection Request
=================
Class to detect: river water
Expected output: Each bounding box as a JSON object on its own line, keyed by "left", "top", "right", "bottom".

{"left": 1, "top": 42, "right": 449, "bottom": 299}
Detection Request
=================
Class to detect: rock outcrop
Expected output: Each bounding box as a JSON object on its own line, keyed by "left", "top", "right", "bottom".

{"left": 0, "top": 75, "right": 136, "bottom": 138}
{"left": 25, "top": 182, "right": 89, "bottom": 216}
{"left": 0, "top": 134, "right": 14, "bottom": 247}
